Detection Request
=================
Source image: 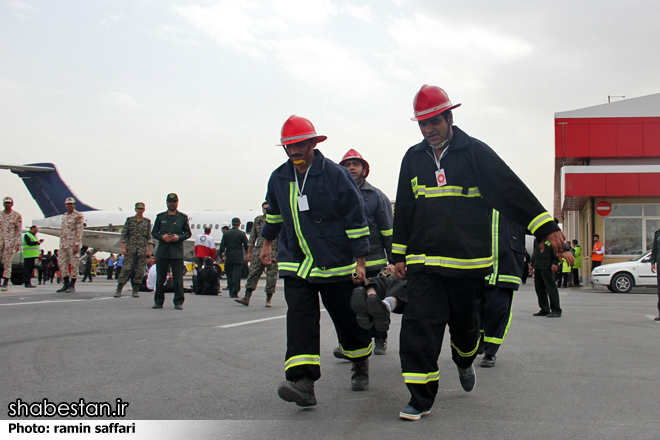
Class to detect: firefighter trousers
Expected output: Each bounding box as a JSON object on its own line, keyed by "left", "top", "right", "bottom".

{"left": 400, "top": 273, "right": 483, "bottom": 411}
{"left": 479, "top": 286, "right": 514, "bottom": 356}
{"left": 283, "top": 277, "right": 372, "bottom": 382}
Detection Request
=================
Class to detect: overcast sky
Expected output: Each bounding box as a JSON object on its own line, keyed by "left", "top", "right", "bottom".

{"left": 2, "top": 0, "right": 659, "bottom": 251}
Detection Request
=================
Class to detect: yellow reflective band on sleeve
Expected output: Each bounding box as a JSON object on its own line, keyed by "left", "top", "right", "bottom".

{"left": 406, "top": 254, "right": 493, "bottom": 270}
{"left": 498, "top": 275, "right": 521, "bottom": 285}
{"left": 450, "top": 336, "right": 480, "bottom": 357}
{"left": 392, "top": 243, "right": 407, "bottom": 255}
{"left": 402, "top": 371, "right": 440, "bottom": 384}
{"left": 380, "top": 229, "right": 393, "bottom": 237}
{"left": 346, "top": 226, "right": 370, "bottom": 239}
{"left": 284, "top": 354, "right": 321, "bottom": 371}
{"left": 266, "top": 214, "right": 283, "bottom": 224}
{"left": 336, "top": 341, "right": 373, "bottom": 358}
{"left": 309, "top": 263, "right": 357, "bottom": 278}
{"left": 527, "top": 212, "right": 554, "bottom": 235}
{"left": 365, "top": 258, "right": 387, "bottom": 267}
{"left": 289, "top": 183, "right": 314, "bottom": 279}
{"left": 414, "top": 185, "right": 482, "bottom": 199}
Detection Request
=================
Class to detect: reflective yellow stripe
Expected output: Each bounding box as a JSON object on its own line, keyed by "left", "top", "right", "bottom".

{"left": 402, "top": 371, "right": 440, "bottom": 384}
{"left": 346, "top": 226, "right": 369, "bottom": 239}
{"left": 266, "top": 214, "right": 283, "bottom": 224}
{"left": 490, "top": 210, "right": 499, "bottom": 286}
{"left": 406, "top": 254, "right": 493, "bottom": 269}
{"left": 413, "top": 184, "right": 482, "bottom": 199}
{"left": 498, "top": 275, "right": 521, "bottom": 285}
{"left": 309, "top": 263, "right": 357, "bottom": 278}
{"left": 365, "top": 258, "right": 387, "bottom": 267}
{"left": 450, "top": 336, "right": 480, "bottom": 357}
{"left": 392, "top": 243, "right": 407, "bottom": 255}
{"left": 380, "top": 229, "right": 393, "bottom": 237}
{"left": 336, "top": 341, "right": 373, "bottom": 358}
{"left": 527, "top": 212, "right": 554, "bottom": 235}
{"left": 289, "top": 183, "right": 314, "bottom": 279}
{"left": 278, "top": 262, "right": 300, "bottom": 272}
{"left": 285, "top": 354, "right": 321, "bottom": 371}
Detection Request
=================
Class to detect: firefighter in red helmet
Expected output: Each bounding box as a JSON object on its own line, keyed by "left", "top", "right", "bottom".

{"left": 393, "top": 85, "right": 565, "bottom": 421}
{"left": 335, "top": 149, "right": 394, "bottom": 356}
{"left": 260, "top": 115, "right": 372, "bottom": 407}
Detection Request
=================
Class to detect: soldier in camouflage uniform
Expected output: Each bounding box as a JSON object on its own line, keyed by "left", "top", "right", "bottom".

{"left": 57, "top": 197, "right": 84, "bottom": 293}
{"left": 1, "top": 196, "right": 22, "bottom": 291}
{"left": 235, "top": 202, "right": 279, "bottom": 307}
{"left": 114, "top": 202, "right": 152, "bottom": 298}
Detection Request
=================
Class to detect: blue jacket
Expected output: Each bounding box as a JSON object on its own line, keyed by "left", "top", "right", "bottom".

{"left": 359, "top": 181, "right": 393, "bottom": 272}
{"left": 261, "top": 150, "right": 370, "bottom": 283}
{"left": 485, "top": 210, "right": 526, "bottom": 291}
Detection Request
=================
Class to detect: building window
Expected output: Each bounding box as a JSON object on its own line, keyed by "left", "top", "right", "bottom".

{"left": 604, "top": 204, "right": 660, "bottom": 256}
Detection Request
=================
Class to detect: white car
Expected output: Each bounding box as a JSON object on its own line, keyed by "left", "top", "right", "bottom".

{"left": 591, "top": 251, "right": 658, "bottom": 293}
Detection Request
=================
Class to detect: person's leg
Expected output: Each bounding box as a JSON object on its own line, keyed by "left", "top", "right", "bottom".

{"left": 153, "top": 258, "right": 169, "bottom": 307}
{"left": 23, "top": 258, "right": 35, "bottom": 286}
{"left": 171, "top": 259, "right": 184, "bottom": 307}
{"left": 534, "top": 269, "right": 550, "bottom": 314}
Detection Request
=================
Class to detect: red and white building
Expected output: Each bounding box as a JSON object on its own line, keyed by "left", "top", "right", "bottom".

{"left": 554, "top": 93, "right": 660, "bottom": 277}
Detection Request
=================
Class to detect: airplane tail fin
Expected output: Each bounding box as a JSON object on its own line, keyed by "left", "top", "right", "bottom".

{"left": 0, "top": 163, "right": 97, "bottom": 217}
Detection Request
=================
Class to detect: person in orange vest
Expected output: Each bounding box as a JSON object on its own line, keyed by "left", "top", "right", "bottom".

{"left": 592, "top": 235, "right": 605, "bottom": 270}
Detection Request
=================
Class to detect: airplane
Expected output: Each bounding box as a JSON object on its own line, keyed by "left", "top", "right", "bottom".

{"left": 0, "top": 163, "right": 257, "bottom": 261}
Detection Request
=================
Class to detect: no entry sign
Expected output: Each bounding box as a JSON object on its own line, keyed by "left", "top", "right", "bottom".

{"left": 596, "top": 201, "right": 612, "bottom": 217}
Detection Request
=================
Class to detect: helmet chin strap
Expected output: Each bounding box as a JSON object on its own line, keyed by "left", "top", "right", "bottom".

{"left": 286, "top": 143, "right": 313, "bottom": 166}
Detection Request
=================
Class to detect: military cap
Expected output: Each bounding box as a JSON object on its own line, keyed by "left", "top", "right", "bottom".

{"left": 166, "top": 193, "right": 178, "bottom": 202}
{"left": 135, "top": 202, "right": 145, "bottom": 209}
{"left": 65, "top": 197, "right": 76, "bottom": 204}
{"left": 3, "top": 196, "right": 13, "bottom": 203}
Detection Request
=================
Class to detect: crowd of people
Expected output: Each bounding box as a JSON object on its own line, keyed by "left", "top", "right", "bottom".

{"left": 3, "top": 84, "right": 660, "bottom": 421}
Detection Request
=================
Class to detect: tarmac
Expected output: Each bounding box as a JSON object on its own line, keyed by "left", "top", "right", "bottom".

{"left": 1, "top": 275, "right": 659, "bottom": 439}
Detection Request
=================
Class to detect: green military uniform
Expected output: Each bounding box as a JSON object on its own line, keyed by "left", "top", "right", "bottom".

{"left": 237, "top": 214, "right": 279, "bottom": 306}
{"left": 219, "top": 225, "right": 248, "bottom": 298}
{"left": 116, "top": 215, "right": 152, "bottom": 296}
{"left": 151, "top": 210, "right": 191, "bottom": 307}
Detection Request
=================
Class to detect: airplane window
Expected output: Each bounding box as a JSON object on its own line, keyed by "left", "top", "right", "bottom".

{"left": 215, "top": 224, "right": 219, "bottom": 229}
{"left": 246, "top": 222, "right": 253, "bottom": 234}
{"left": 197, "top": 224, "right": 201, "bottom": 229}
{"left": 203, "top": 224, "right": 207, "bottom": 229}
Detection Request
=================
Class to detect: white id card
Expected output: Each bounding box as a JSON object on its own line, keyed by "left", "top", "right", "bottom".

{"left": 435, "top": 168, "right": 447, "bottom": 187}
{"left": 297, "top": 195, "right": 309, "bottom": 211}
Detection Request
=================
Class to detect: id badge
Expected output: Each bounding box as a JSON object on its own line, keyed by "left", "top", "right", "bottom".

{"left": 297, "top": 195, "right": 309, "bottom": 211}
{"left": 435, "top": 168, "right": 447, "bottom": 187}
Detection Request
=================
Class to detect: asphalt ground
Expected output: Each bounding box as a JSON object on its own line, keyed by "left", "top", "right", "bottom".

{"left": 1, "top": 275, "right": 659, "bottom": 439}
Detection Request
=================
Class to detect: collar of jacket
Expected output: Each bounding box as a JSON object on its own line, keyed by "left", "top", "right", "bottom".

{"left": 412, "top": 125, "right": 469, "bottom": 153}
{"left": 360, "top": 180, "right": 375, "bottom": 192}
{"left": 275, "top": 149, "right": 327, "bottom": 178}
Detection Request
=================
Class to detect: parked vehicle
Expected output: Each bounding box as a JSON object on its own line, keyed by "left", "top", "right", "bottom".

{"left": 591, "top": 251, "right": 657, "bottom": 293}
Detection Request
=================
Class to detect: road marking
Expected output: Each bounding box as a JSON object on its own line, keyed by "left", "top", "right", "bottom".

{"left": 217, "top": 309, "right": 327, "bottom": 328}
{"left": 0, "top": 297, "right": 114, "bottom": 307}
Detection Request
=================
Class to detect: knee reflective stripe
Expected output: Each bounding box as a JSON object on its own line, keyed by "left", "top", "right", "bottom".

{"left": 266, "top": 214, "right": 283, "bottom": 224}
{"left": 392, "top": 243, "right": 407, "bottom": 255}
{"left": 450, "top": 337, "right": 480, "bottom": 357}
{"left": 346, "top": 226, "right": 369, "bottom": 239}
{"left": 284, "top": 354, "right": 321, "bottom": 371}
{"left": 338, "top": 341, "right": 373, "bottom": 358}
{"left": 402, "top": 371, "right": 440, "bottom": 384}
{"left": 527, "top": 212, "right": 554, "bottom": 235}
{"left": 380, "top": 229, "right": 393, "bottom": 237}
{"left": 406, "top": 254, "right": 493, "bottom": 270}
{"left": 365, "top": 258, "right": 387, "bottom": 267}
{"left": 289, "top": 183, "right": 314, "bottom": 279}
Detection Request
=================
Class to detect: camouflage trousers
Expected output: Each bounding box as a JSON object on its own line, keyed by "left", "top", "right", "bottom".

{"left": 118, "top": 247, "right": 148, "bottom": 286}
{"left": 59, "top": 246, "right": 80, "bottom": 279}
{"left": 245, "top": 250, "right": 278, "bottom": 294}
{"left": 0, "top": 240, "right": 15, "bottom": 279}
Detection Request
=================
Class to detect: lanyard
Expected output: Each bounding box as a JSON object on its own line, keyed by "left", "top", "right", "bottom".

{"left": 431, "top": 146, "right": 449, "bottom": 170}
{"left": 294, "top": 167, "right": 310, "bottom": 196}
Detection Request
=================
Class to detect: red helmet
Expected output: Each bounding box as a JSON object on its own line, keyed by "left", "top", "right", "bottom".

{"left": 340, "top": 149, "right": 370, "bottom": 178}
{"left": 277, "top": 115, "right": 327, "bottom": 146}
{"left": 411, "top": 85, "right": 461, "bottom": 121}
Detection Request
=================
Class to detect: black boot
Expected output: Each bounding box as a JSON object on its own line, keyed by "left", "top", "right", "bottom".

{"left": 351, "top": 358, "right": 369, "bottom": 391}
{"left": 56, "top": 277, "right": 70, "bottom": 293}
{"left": 65, "top": 278, "right": 76, "bottom": 293}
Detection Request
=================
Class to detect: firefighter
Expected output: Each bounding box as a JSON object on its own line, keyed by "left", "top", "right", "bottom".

{"left": 259, "top": 115, "right": 372, "bottom": 407}
{"left": 338, "top": 149, "right": 393, "bottom": 355}
{"left": 393, "top": 85, "right": 565, "bottom": 421}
